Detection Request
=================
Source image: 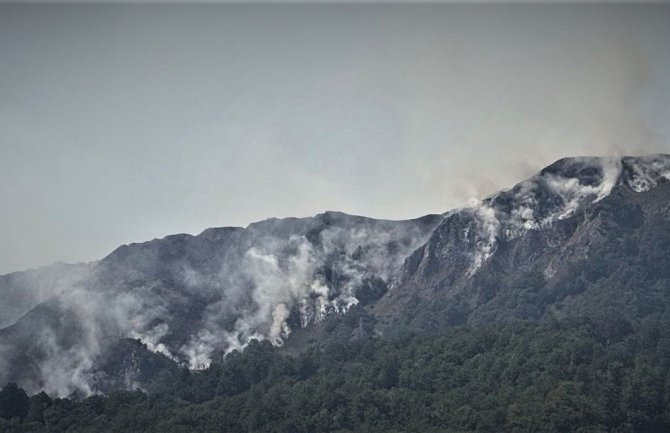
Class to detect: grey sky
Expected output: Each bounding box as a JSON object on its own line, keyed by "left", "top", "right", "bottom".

{"left": 1, "top": 4, "right": 669, "bottom": 274}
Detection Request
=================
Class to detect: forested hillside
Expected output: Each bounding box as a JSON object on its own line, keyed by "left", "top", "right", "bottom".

{"left": 2, "top": 156, "right": 670, "bottom": 432}
{"left": 2, "top": 314, "right": 670, "bottom": 433}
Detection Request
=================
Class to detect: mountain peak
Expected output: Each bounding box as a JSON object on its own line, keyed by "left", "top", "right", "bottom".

{"left": 484, "top": 154, "right": 670, "bottom": 235}
{"left": 412, "top": 154, "right": 670, "bottom": 279}
{"left": 620, "top": 154, "right": 670, "bottom": 192}
{"left": 539, "top": 154, "right": 670, "bottom": 191}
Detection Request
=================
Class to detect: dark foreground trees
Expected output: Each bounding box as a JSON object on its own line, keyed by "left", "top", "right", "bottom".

{"left": 2, "top": 316, "right": 670, "bottom": 433}
{"left": 0, "top": 383, "right": 29, "bottom": 423}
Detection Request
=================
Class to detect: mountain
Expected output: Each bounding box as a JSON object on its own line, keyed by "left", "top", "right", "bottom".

{"left": 1, "top": 154, "right": 669, "bottom": 398}
{"left": 0, "top": 210, "right": 442, "bottom": 395}
{"left": 375, "top": 155, "right": 670, "bottom": 332}
{"left": 0, "top": 262, "right": 93, "bottom": 329}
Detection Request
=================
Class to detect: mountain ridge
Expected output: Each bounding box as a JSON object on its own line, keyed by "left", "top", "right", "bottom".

{"left": 374, "top": 154, "right": 670, "bottom": 333}
{"left": 1, "top": 154, "right": 670, "bottom": 396}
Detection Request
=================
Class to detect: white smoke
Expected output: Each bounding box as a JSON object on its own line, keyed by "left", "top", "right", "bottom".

{"left": 544, "top": 157, "right": 623, "bottom": 220}
{"left": 626, "top": 155, "right": 670, "bottom": 192}
{"left": 151, "top": 156, "right": 670, "bottom": 371}
{"left": 180, "top": 236, "right": 324, "bottom": 368}
{"left": 129, "top": 323, "right": 174, "bottom": 361}
{"left": 467, "top": 202, "right": 501, "bottom": 276}
{"left": 0, "top": 263, "right": 93, "bottom": 329}
{"left": 34, "top": 327, "right": 97, "bottom": 397}
{"left": 5, "top": 155, "right": 670, "bottom": 394}
{"left": 177, "top": 222, "right": 433, "bottom": 369}
{"left": 458, "top": 155, "right": 670, "bottom": 274}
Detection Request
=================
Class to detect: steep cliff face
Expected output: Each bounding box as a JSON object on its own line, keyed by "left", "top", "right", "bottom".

{"left": 375, "top": 155, "right": 670, "bottom": 333}
{"left": 1, "top": 155, "right": 670, "bottom": 397}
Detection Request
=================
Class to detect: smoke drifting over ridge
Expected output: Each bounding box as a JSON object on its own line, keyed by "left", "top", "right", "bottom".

{"left": 0, "top": 212, "right": 443, "bottom": 395}
{"left": 3, "top": 155, "right": 670, "bottom": 397}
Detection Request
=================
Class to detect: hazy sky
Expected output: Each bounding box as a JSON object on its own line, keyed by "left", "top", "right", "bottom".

{"left": 1, "top": 3, "right": 669, "bottom": 274}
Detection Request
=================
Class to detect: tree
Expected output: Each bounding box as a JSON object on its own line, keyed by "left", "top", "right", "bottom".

{"left": 0, "top": 383, "right": 30, "bottom": 422}
{"left": 25, "top": 392, "right": 52, "bottom": 424}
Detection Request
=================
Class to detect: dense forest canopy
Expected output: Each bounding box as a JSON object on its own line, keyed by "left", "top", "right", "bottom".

{"left": 2, "top": 313, "right": 670, "bottom": 433}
